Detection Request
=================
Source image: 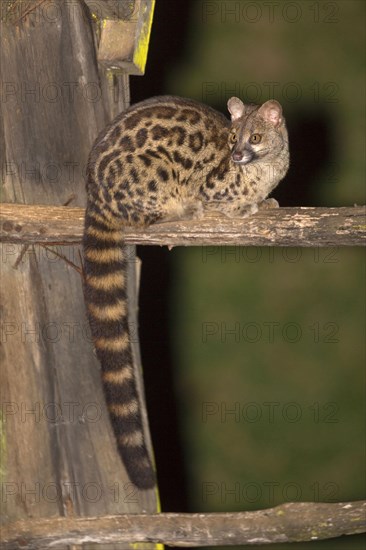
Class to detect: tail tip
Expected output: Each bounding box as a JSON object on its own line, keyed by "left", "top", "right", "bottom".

{"left": 128, "top": 464, "right": 157, "bottom": 490}
{"left": 120, "top": 447, "right": 157, "bottom": 490}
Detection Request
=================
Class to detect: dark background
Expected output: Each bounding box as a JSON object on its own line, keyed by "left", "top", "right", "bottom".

{"left": 129, "top": 6, "right": 365, "bottom": 550}
{"left": 132, "top": 0, "right": 199, "bottom": 512}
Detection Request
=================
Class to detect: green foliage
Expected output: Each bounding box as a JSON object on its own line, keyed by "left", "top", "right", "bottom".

{"left": 168, "top": 0, "right": 365, "bottom": 205}
{"left": 171, "top": 246, "right": 364, "bottom": 547}
{"left": 164, "top": 2, "right": 365, "bottom": 547}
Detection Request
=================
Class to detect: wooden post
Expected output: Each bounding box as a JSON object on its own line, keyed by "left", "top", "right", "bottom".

{"left": 0, "top": 2, "right": 159, "bottom": 549}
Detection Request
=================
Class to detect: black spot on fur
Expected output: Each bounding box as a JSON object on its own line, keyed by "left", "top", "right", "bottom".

{"left": 106, "top": 177, "right": 114, "bottom": 189}
{"left": 125, "top": 113, "right": 143, "bottom": 130}
{"left": 199, "top": 184, "right": 210, "bottom": 200}
{"left": 173, "top": 151, "right": 193, "bottom": 170}
{"left": 119, "top": 135, "right": 135, "bottom": 152}
{"left": 176, "top": 108, "right": 201, "bottom": 124}
{"left": 97, "top": 150, "right": 120, "bottom": 182}
{"left": 206, "top": 159, "right": 229, "bottom": 189}
{"left": 213, "top": 189, "right": 228, "bottom": 199}
{"left": 151, "top": 125, "right": 169, "bottom": 140}
{"left": 138, "top": 154, "right": 151, "bottom": 167}
{"left": 109, "top": 125, "right": 121, "bottom": 141}
{"left": 157, "top": 145, "right": 173, "bottom": 162}
{"left": 103, "top": 188, "right": 112, "bottom": 202}
{"left": 189, "top": 131, "right": 204, "bottom": 152}
{"left": 115, "top": 190, "right": 125, "bottom": 201}
{"left": 171, "top": 126, "right": 186, "bottom": 146}
{"left": 114, "top": 159, "right": 123, "bottom": 176}
{"left": 156, "top": 106, "right": 177, "bottom": 118}
{"left": 145, "top": 149, "right": 161, "bottom": 160}
{"left": 136, "top": 127, "right": 148, "bottom": 148}
{"left": 157, "top": 167, "right": 169, "bottom": 182}
{"left": 148, "top": 179, "right": 157, "bottom": 192}
{"left": 203, "top": 153, "right": 215, "bottom": 164}
{"left": 130, "top": 167, "right": 139, "bottom": 184}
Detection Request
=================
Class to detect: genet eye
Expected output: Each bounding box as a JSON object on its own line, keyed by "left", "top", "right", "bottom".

{"left": 230, "top": 132, "right": 237, "bottom": 143}
{"left": 249, "top": 133, "right": 262, "bottom": 144}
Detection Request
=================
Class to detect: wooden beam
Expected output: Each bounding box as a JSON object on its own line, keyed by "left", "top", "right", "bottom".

{"left": 84, "top": 1, "right": 135, "bottom": 20}
{"left": 1, "top": 501, "right": 365, "bottom": 548}
{"left": 0, "top": 203, "right": 365, "bottom": 247}
{"left": 87, "top": 0, "right": 156, "bottom": 75}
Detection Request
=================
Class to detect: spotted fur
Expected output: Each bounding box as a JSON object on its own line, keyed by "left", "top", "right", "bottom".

{"left": 83, "top": 95, "right": 289, "bottom": 489}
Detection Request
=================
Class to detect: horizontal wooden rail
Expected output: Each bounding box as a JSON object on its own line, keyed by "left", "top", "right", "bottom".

{"left": 1, "top": 501, "right": 365, "bottom": 548}
{"left": 0, "top": 203, "right": 365, "bottom": 246}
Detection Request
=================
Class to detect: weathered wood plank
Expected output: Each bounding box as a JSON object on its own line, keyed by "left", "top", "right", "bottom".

{"left": 1, "top": 204, "right": 365, "bottom": 247}
{"left": 0, "top": 2, "right": 158, "bottom": 549}
{"left": 97, "top": 0, "right": 156, "bottom": 74}
{"left": 1, "top": 501, "right": 365, "bottom": 548}
{"left": 84, "top": 0, "right": 139, "bottom": 20}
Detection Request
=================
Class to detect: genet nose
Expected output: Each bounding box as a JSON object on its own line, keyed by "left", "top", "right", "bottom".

{"left": 232, "top": 151, "right": 243, "bottom": 162}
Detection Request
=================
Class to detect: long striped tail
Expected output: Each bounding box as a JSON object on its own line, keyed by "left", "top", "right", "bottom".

{"left": 82, "top": 206, "right": 156, "bottom": 489}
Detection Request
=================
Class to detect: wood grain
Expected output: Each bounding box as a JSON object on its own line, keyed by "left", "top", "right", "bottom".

{"left": 1, "top": 501, "right": 365, "bottom": 548}
{"left": 1, "top": 203, "right": 365, "bottom": 246}
{"left": 0, "top": 3, "right": 159, "bottom": 549}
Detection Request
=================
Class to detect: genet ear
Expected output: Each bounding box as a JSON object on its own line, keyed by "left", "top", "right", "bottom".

{"left": 227, "top": 97, "right": 245, "bottom": 121}
{"left": 258, "top": 100, "right": 283, "bottom": 128}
